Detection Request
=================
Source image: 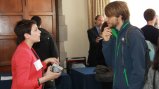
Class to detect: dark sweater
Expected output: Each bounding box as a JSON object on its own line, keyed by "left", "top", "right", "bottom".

{"left": 33, "top": 28, "right": 59, "bottom": 61}
{"left": 141, "top": 25, "right": 159, "bottom": 46}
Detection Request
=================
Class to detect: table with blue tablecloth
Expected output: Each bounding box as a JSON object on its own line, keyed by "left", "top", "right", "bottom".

{"left": 56, "top": 72, "right": 72, "bottom": 89}
{"left": 70, "top": 67, "right": 102, "bottom": 89}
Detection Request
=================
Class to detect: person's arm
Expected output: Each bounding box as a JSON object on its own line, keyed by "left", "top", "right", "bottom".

{"left": 87, "top": 29, "right": 100, "bottom": 46}
{"left": 128, "top": 29, "right": 146, "bottom": 89}
{"left": 38, "top": 66, "right": 61, "bottom": 85}
{"left": 101, "top": 28, "right": 114, "bottom": 67}
{"left": 43, "top": 57, "right": 59, "bottom": 65}
{"left": 102, "top": 39, "right": 114, "bottom": 67}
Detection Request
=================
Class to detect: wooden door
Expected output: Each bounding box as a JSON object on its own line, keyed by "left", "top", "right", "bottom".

{"left": 27, "top": 0, "right": 56, "bottom": 37}
{"left": 0, "top": 0, "right": 23, "bottom": 72}
{"left": 0, "top": 0, "right": 56, "bottom": 72}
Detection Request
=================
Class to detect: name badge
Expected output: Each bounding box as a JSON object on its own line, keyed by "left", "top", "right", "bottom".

{"left": 34, "top": 59, "right": 43, "bottom": 71}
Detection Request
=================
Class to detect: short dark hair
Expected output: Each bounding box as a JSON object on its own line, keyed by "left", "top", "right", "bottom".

{"left": 144, "top": 9, "right": 156, "bottom": 21}
{"left": 14, "top": 19, "right": 36, "bottom": 45}
{"left": 95, "top": 15, "right": 102, "bottom": 20}
{"left": 31, "top": 16, "right": 42, "bottom": 27}
{"left": 101, "top": 21, "right": 108, "bottom": 32}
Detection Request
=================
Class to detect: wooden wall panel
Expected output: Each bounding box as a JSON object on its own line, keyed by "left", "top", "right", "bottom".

{"left": 0, "top": 40, "right": 16, "bottom": 66}
{"left": 0, "top": 0, "right": 23, "bottom": 13}
{"left": 0, "top": 16, "right": 22, "bottom": 35}
{"left": 0, "top": 0, "right": 57, "bottom": 72}
{"left": 41, "top": 16, "right": 53, "bottom": 33}
{"left": 27, "top": 0, "right": 53, "bottom": 12}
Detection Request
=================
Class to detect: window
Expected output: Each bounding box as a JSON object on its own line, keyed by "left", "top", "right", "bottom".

{"left": 110, "top": 0, "right": 159, "bottom": 28}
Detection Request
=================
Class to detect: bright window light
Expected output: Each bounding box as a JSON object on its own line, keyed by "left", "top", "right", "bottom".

{"left": 110, "top": 0, "right": 159, "bottom": 28}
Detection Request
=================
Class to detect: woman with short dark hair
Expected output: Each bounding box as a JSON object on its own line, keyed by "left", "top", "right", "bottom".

{"left": 11, "top": 19, "right": 61, "bottom": 89}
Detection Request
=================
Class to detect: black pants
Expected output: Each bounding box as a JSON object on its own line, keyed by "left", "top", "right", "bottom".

{"left": 44, "top": 80, "right": 56, "bottom": 89}
{"left": 102, "top": 82, "right": 113, "bottom": 89}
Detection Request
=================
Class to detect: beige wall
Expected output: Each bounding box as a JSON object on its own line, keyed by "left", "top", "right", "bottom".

{"left": 61, "top": 0, "right": 89, "bottom": 58}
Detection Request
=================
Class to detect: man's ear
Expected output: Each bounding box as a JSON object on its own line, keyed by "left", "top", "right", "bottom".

{"left": 24, "top": 33, "right": 30, "bottom": 39}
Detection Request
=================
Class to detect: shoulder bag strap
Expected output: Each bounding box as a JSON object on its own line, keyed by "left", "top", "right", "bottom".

{"left": 153, "top": 70, "right": 156, "bottom": 89}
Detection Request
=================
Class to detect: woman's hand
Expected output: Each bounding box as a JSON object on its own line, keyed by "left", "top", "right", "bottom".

{"left": 44, "top": 66, "right": 61, "bottom": 80}
{"left": 44, "top": 57, "right": 59, "bottom": 65}
{"left": 39, "top": 66, "right": 61, "bottom": 84}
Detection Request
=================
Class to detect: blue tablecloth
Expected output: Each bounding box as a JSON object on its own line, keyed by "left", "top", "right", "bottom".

{"left": 56, "top": 73, "right": 72, "bottom": 89}
{"left": 70, "top": 67, "right": 102, "bottom": 89}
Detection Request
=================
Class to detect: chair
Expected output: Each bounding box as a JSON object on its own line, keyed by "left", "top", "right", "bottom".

{"left": 66, "top": 57, "right": 86, "bottom": 73}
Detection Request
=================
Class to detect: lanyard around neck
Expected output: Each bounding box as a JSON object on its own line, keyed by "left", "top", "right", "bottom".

{"left": 31, "top": 48, "right": 40, "bottom": 59}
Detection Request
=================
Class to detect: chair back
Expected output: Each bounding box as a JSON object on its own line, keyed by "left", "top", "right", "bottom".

{"left": 66, "top": 57, "right": 86, "bottom": 73}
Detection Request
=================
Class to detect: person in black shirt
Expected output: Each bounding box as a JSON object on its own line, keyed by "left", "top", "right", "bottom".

{"left": 31, "top": 16, "right": 59, "bottom": 89}
{"left": 141, "top": 8, "right": 159, "bottom": 46}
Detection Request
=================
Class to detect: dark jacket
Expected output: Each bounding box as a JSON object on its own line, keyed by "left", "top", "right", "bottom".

{"left": 33, "top": 28, "right": 58, "bottom": 89}
{"left": 141, "top": 25, "right": 159, "bottom": 46}
{"left": 87, "top": 27, "right": 105, "bottom": 67}
{"left": 33, "top": 28, "right": 59, "bottom": 61}
{"left": 102, "top": 22, "right": 146, "bottom": 89}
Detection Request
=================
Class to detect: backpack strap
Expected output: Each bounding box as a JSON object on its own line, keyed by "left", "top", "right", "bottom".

{"left": 125, "top": 26, "right": 136, "bottom": 45}
{"left": 124, "top": 26, "right": 151, "bottom": 85}
{"left": 122, "top": 25, "right": 138, "bottom": 68}
{"left": 121, "top": 25, "right": 135, "bottom": 87}
{"left": 122, "top": 26, "right": 136, "bottom": 66}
